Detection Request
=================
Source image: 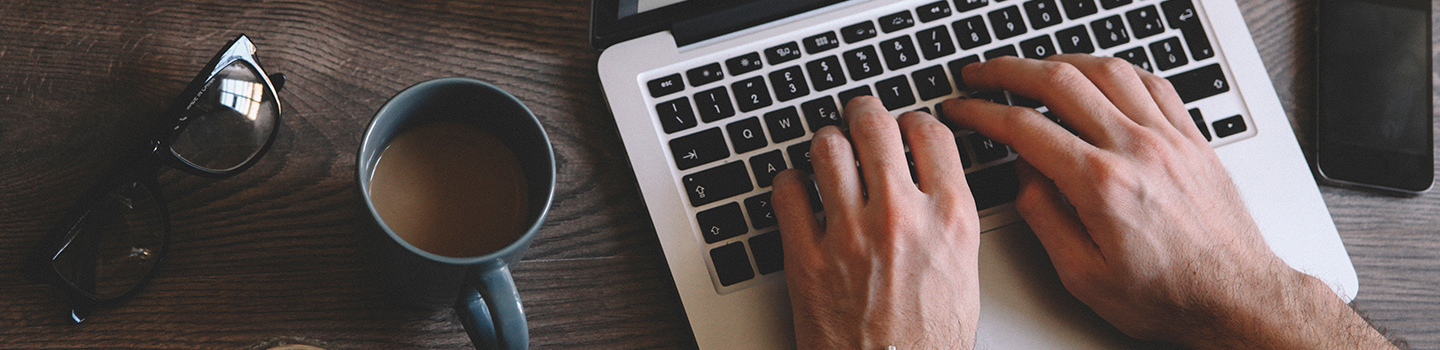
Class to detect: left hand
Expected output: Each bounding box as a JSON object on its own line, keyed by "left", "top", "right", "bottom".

{"left": 772, "top": 96, "right": 981, "bottom": 349}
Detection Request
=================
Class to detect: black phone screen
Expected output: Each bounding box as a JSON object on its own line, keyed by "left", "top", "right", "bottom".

{"left": 1317, "top": 0, "right": 1433, "bottom": 192}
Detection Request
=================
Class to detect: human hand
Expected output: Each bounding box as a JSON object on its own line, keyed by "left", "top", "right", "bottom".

{"left": 772, "top": 96, "right": 980, "bottom": 349}
{"left": 940, "top": 55, "right": 1393, "bottom": 349}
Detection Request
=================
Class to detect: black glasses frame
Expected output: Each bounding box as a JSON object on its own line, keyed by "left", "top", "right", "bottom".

{"left": 22, "top": 34, "right": 285, "bottom": 323}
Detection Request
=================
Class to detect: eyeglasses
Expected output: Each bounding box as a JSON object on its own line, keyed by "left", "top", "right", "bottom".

{"left": 23, "top": 34, "right": 286, "bottom": 323}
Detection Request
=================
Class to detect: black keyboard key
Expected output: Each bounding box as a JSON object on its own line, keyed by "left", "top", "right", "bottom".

{"left": 765, "top": 42, "right": 803, "bottom": 65}
{"left": 1180, "top": 26, "right": 1214, "bottom": 60}
{"left": 683, "top": 162, "right": 753, "bottom": 207}
{"left": 875, "top": 75, "right": 917, "bottom": 110}
{"left": 806, "top": 56, "right": 847, "bottom": 92}
{"left": 1166, "top": 63, "right": 1228, "bottom": 103}
{"left": 1056, "top": 25, "right": 1095, "bottom": 54}
{"left": 843, "top": 45, "right": 884, "bottom": 81}
{"left": 955, "top": 136, "right": 973, "bottom": 168}
{"left": 698, "top": 202, "right": 748, "bottom": 244}
{"left": 916, "top": 26, "right": 958, "bottom": 61}
{"left": 955, "top": 0, "right": 989, "bottom": 13}
{"left": 989, "top": 6, "right": 1028, "bottom": 40}
{"left": 968, "top": 132, "right": 1011, "bottom": 163}
{"left": 1099, "top": 0, "right": 1132, "bottom": 9}
{"left": 1061, "top": 0, "right": 1098, "bottom": 20}
{"left": 732, "top": 76, "right": 773, "bottom": 112}
{"left": 1091, "top": 15, "right": 1130, "bottom": 49}
{"left": 1212, "top": 115, "right": 1246, "bottom": 138}
{"left": 1188, "top": 108, "right": 1212, "bottom": 141}
{"left": 1116, "top": 46, "right": 1153, "bottom": 72}
{"left": 1161, "top": 0, "right": 1200, "bottom": 29}
{"left": 764, "top": 107, "right": 806, "bottom": 143}
{"left": 967, "top": 161, "right": 1019, "bottom": 211}
{"left": 913, "top": 65, "right": 954, "bottom": 101}
{"left": 841, "top": 21, "right": 879, "bottom": 43}
{"left": 972, "top": 90, "right": 1009, "bottom": 105}
{"left": 710, "top": 242, "right": 754, "bottom": 286}
{"left": 801, "top": 96, "right": 843, "bottom": 132}
{"left": 1012, "top": 94, "right": 1044, "bottom": 108}
{"left": 656, "top": 97, "right": 697, "bottom": 134}
{"left": 1149, "top": 37, "right": 1188, "bottom": 71}
{"left": 880, "top": 35, "right": 921, "bottom": 71}
{"left": 694, "top": 86, "right": 736, "bottom": 122}
{"left": 1020, "top": 35, "right": 1057, "bottom": 59}
{"left": 918, "top": 1, "right": 954, "bottom": 22}
{"left": 749, "top": 150, "right": 788, "bottom": 188}
{"left": 749, "top": 231, "right": 784, "bottom": 275}
{"left": 727, "top": 117, "right": 769, "bottom": 154}
{"left": 879, "top": 11, "right": 917, "bottom": 33}
{"left": 687, "top": 63, "right": 725, "bottom": 87}
{"left": 983, "top": 44, "right": 1019, "bottom": 60}
{"left": 1024, "top": 0, "right": 1064, "bottom": 29}
{"left": 670, "top": 127, "right": 730, "bottom": 170}
{"left": 948, "top": 55, "right": 982, "bottom": 90}
{"left": 726, "top": 52, "right": 765, "bottom": 76}
{"left": 770, "top": 66, "right": 811, "bottom": 102}
{"left": 838, "top": 85, "right": 874, "bottom": 106}
{"left": 648, "top": 74, "right": 684, "bottom": 98}
{"left": 787, "top": 141, "right": 814, "bottom": 172}
{"left": 804, "top": 31, "right": 841, "bottom": 54}
{"left": 745, "top": 192, "right": 778, "bottom": 230}
{"left": 1126, "top": 5, "right": 1165, "bottom": 39}
{"left": 953, "top": 15, "right": 992, "bottom": 50}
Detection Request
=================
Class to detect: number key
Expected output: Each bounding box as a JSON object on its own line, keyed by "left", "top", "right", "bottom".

{"left": 806, "top": 55, "right": 847, "bottom": 92}
{"left": 988, "top": 6, "right": 1028, "bottom": 40}
{"left": 732, "top": 76, "right": 773, "bottom": 112}
{"left": 880, "top": 35, "right": 921, "bottom": 70}
{"left": 769, "top": 66, "right": 811, "bottom": 102}
{"left": 843, "top": 45, "right": 884, "bottom": 81}
{"left": 694, "top": 86, "right": 735, "bottom": 122}
{"left": 1023, "top": 0, "right": 1063, "bottom": 29}
{"left": 952, "top": 15, "right": 992, "bottom": 50}
{"left": 916, "top": 25, "right": 957, "bottom": 60}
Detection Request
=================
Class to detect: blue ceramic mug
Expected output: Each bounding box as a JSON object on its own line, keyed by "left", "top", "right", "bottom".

{"left": 357, "top": 77, "right": 554, "bottom": 350}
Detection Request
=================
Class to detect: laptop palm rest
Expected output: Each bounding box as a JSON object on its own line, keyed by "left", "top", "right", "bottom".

{"left": 976, "top": 223, "right": 1158, "bottom": 349}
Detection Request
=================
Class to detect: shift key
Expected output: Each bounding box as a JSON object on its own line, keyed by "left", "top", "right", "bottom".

{"left": 1166, "top": 63, "right": 1228, "bottom": 103}
{"left": 683, "top": 162, "right": 754, "bottom": 207}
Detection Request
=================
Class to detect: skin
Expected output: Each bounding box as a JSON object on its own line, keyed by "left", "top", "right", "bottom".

{"left": 773, "top": 54, "right": 1397, "bottom": 349}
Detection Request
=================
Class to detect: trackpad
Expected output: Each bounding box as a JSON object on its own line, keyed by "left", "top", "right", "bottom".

{"left": 974, "top": 224, "right": 1160, "bottom": 349}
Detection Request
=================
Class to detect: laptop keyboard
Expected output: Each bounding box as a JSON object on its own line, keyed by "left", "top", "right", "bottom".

{"left": 642, "top": 0, "right": 1249, "bottom": 292}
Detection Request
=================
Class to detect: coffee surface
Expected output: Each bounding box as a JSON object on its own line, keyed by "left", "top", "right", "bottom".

{"left": 370, "top": 121, "right": 529, "bottom": 258}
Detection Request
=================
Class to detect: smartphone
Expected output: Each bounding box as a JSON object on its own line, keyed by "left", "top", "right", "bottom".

{"left": 1316, "top": 0, "right": 1434, "bottom": 195}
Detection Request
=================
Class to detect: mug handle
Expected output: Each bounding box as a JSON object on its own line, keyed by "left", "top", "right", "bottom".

{"left": 456, "top": 265, "right": 528, "bottom": 350}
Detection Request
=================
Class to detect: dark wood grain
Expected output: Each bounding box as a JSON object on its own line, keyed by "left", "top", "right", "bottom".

{"left": 0, "top": 0, "right": 1436, "bottom": 349}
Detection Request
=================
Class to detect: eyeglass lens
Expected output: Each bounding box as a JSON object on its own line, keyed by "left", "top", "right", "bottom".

{"left": 51, "top": 180, "right": 166, "bottom": 299}
{"left": 168, "top": 59, "right": 278, "bottom": 172}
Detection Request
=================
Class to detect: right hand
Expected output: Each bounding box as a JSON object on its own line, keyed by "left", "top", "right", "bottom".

{"left": 940, "top": 55, "right": 1394, "bottom": 349}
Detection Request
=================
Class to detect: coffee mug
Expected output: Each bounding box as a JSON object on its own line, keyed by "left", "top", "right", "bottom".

{"left": 357, "top": 77, "right": 555, "bottom": 350}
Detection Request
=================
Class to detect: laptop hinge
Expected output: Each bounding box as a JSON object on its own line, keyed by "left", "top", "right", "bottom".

{"left": 671, "top": 0, "right": 840, "bottom": 48}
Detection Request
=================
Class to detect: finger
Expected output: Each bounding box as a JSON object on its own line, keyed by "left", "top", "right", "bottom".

{"left": 1012, "top": 159, "right": 1100, "bottom": 269}
{"left": 843, "top": 96, "right": 915, "bottom": 199}
{"left": 941, "top": 98, "right": 1099, "bottom": 187}
{"left": 1044, "top": 54, "right": 1170, "bottom": 130}
{"left": 896, "top": 111, "right": 968, "bottom": 198}
{"left": 808, "top": 126, "right": 863, "bottom": 222}
{"left": 773, "top": 170, "right": 823, "bottom": 268}
{"left": 960, "top": 56, "right": 1130, "bottom": 148}
{"left": 1135, "top": 66, "right": 1209, "bottom": 146}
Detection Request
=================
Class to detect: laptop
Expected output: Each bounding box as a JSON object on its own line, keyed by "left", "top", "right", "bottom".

{"left": 592, "top": 0, "right": 1359, "bottom": 348}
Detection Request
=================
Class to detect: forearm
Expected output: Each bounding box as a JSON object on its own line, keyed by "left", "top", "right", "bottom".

{"left": 1186, "top": 270, "right": 1396, "bottom": 350}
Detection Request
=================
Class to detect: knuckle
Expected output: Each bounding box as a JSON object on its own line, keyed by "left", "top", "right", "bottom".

{"left": 906, "top": 118, "right": 956, "bottom": 144}
{"left": 809, "top": 131, "right": 851, "bottom": 159}
{"left": 848, "top": 110, "right": 896, "bottom": 132}
{"left": 1038, "top": 61, "right": 1088, "bottom": 90}
{"left": 1096, "top": 57, "right": 1139, "bottom": 80}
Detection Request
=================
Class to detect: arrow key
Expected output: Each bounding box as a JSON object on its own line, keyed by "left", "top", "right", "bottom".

{"left": 669, "top": 127, "right": 730, "bottom": 170}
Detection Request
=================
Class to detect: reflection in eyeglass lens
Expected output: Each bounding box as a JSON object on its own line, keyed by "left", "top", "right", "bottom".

{"left": 51, "top": 180, "right": 165, "bottom": 299}
{"left": 219, "top": 77, "right": 266, "bottom": 120}
{"left": 168, "top": 60, "right": 277, "bottom": 172}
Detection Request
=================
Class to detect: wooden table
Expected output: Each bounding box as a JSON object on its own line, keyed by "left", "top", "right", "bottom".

{"left": 1, "top": 0, "right": 1436, "bottom": 348}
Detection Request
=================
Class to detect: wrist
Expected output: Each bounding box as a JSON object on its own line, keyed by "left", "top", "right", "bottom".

{"left": 1183, "top": 267, "right": 1394, "bottom": 350}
